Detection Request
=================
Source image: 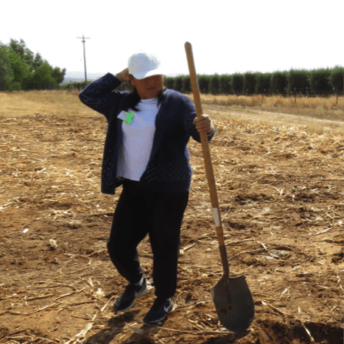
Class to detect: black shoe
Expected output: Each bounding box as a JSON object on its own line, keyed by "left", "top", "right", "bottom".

{"left": 114, "top": 277, "right": 148, "bottom": 313}
{"left": 143, "top": 297, "right": 173, "bottom": 324}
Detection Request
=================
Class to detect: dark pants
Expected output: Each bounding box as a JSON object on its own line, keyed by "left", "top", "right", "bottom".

{"left": 107, "top": 179, "right": 189, "bottom": 299}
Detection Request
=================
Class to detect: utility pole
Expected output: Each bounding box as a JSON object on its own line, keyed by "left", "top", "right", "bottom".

{"left": 77, "top": 34, "right": 90, "bottom": 86}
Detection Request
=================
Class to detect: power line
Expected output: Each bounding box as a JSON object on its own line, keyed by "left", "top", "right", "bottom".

{"left": 77, "top": 34, "right": 90, "bottom": 85}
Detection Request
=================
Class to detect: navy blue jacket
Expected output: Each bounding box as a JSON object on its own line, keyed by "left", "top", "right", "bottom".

{"left": 78, "top": 73, "right": 216, "bottom": 194}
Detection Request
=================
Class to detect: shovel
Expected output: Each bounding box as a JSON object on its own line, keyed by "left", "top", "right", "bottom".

{"left": 184, "top": 42, "right": 255, "bottom": 333}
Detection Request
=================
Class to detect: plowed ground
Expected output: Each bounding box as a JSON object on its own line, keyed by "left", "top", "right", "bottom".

{"left": 0, "top": 96, "right": 343, "bottom": 344}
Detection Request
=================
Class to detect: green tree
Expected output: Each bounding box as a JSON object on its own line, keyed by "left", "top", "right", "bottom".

{"left": 243, "top": 72, "right": 256, "bottom": 94}
{"left": 255, "top": 73, "right": 271, "bottom": 94}
{"left": 7, "top": 47, "right": 31, "bottom": 89}
{"left": 308, "top": 69, "right": 332, "bottom": 95}
{"left": 9, "top": 39, "right": 36, "bottom": 72}
{"left": 231, "top": 74, "right": 244, "bottom": 94}
{"left": 0, "top": 43, "right": 14, "bottom": 91}
{"left": 270, "top": 71, "right": 288, "bottom": 94}
{"left": 51, "top": 66, "right": 66, "bottom": 84}
{"left": 165, "top": 77, "right": 175, "bottom": 90}
{"left": 288, "top": 69, "right": 310, "bottom": 95}
{"left": 198, "top": 75, "right": 209, "bottom": 94}
{"left": 21, "top": 73, "right": 34, "bottom": 90}
{"left": 174, "top": 76, "right": 183, "bottom": 93}
{"left": 24, "top": 48, "right": 35, "bottom": 72}
{"left": 33, "top": 52, "right": 45, "bottom": 70}
{"left": 219, "top": 75, "right": 231, "bottom": 94}
{"left": 182, "top": 75, "right": 191, "bottom": 93}
{"left": 9, "top": 39, "right": 25, "bottom": 58}
{"left": 31, "top": 63, "right": 58, "bottom": 90}
{"left": 328, "top": 66, "right": 344, "bottom": 95}
{"left": 209, "top": 74, "right": 220, "bottom": 94}
{"left": 2, "top": 38, "right": 66, "bottom": 91}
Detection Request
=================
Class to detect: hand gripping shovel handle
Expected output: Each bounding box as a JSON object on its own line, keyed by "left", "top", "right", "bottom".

{"left": 184, "top": 42, "right": 229, "bottom": 278}
{"left": 185, "top": 43, "right": 255, "bottom": 333}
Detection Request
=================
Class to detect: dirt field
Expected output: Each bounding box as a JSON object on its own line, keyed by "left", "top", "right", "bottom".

{"left": 0, "top": 91, "right": 343, "bottom": 344}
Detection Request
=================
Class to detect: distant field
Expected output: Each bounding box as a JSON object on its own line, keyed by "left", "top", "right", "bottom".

{"left": 0, "top": 90, "right": 94, "bottom": 118}
{"left": 186, "top": 93, "right": 344, "bottom": 121}
{"left": 0, "top": 90, "right": 343, "bottom": 136}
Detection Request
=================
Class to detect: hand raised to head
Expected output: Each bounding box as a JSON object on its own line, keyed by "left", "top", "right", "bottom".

{"left": 115, "top": 68, "right": 130, "bottom": 83}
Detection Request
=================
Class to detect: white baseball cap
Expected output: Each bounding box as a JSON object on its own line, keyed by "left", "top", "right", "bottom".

{"left": 128, "top": 52, "right": 164, "bottom": 80}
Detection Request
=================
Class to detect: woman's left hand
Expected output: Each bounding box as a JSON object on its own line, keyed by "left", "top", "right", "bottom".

{"left": 194, "top": 114, "right": 214, "bottom": 134}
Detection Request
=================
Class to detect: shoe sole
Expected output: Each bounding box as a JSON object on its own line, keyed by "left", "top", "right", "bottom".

{"left": 114, "top": 287, "right": 148, "bottom": 314}
{"left": 143, "top": 316, "right": 166, "bottom": 325}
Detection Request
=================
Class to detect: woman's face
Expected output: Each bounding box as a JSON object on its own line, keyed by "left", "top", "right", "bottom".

{"left": 129, "top": 74, "right": 164, "bottom": 99}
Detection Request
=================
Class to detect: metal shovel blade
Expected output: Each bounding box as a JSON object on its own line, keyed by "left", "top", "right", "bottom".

{"left": 210, "top": 274, "right": 254, "bottom": 333}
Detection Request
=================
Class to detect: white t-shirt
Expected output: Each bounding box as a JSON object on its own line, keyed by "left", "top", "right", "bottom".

{"left": 116, "top": 97, "right": 161, "bottom": 181}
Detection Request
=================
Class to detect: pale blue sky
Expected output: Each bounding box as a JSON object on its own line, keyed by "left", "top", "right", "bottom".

{"left": 1, "top": 0, "right": 343, "bottom": 77}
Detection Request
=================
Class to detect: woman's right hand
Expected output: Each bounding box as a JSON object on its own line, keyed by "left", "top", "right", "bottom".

{"left": 115, "top": 68, "right": 130, "bottom": 83}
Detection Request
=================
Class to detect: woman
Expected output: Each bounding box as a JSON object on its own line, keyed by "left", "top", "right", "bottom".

{"left": 78, "top": 52, "right": 216, "bottom": 325}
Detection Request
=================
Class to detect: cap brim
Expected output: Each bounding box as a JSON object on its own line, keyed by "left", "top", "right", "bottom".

{"left": 133, "top": 68, "right": 164, "bottom": 80}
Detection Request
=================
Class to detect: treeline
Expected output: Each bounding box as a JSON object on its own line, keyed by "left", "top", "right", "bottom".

{"left": 103, "top": 67, "right": 344, "bottom": 96}
{"left": 162, "top": 67, "right": 344, "bottom": 96}
{"left": 0, "top": 39, "right": 66, "bottom": 91}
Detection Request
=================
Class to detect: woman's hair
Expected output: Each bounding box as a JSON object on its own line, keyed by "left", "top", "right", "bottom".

{"left": 121, "top": 75, "right": 166, "bottom": 112}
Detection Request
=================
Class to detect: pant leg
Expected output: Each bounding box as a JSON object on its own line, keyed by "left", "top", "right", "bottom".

{"left": 148, "top": 191, "right": 189, "bottom": 299}
{"left": 107, "top": 179, "right": 152, "bottom": 284}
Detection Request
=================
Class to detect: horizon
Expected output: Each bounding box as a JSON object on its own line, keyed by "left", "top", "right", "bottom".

{"left": 64, "top": 64, "right": 344, "bottom": 81}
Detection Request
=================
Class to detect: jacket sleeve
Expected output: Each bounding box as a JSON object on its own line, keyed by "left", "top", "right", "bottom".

{"left": 78, "top": 73, "right": 124, "bottom": 120}
{"left": 182, "top": 96, "right": 216, "bottom": 143}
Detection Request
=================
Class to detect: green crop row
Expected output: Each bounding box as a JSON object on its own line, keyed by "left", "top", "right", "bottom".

{"left": 60, "top": 67, "right": 344, "bottom": 97}
{"left": 165, "top": 67, "right": 344, "bottom": 96}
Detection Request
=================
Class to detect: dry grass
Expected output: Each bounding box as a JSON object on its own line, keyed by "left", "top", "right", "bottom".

{"left": 0, "top": 90, "right": 92, "bottom": 118}
{"left": 185, "top": 94, "right": 344, "bottom": 122}
{"left": 1, "top": 90, "right": 343, "bottom": 136}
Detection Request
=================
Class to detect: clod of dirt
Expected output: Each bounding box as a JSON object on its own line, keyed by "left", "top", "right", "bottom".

{"left": 49, "top": 239, "right": 58, "bottom": 250}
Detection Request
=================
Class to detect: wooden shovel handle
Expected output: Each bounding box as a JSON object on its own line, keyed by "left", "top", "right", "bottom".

{"left": 184, "top": 42, "right": 228, "bottom": 263}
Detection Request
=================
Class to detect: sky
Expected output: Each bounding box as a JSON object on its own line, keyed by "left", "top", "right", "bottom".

{"left": 1, "top": 0, "right": 343, "bottom": 77}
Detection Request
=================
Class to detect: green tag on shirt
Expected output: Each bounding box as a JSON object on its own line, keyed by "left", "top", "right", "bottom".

{"left": 124, "top": 111, "right": 135, "bottom": 124}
